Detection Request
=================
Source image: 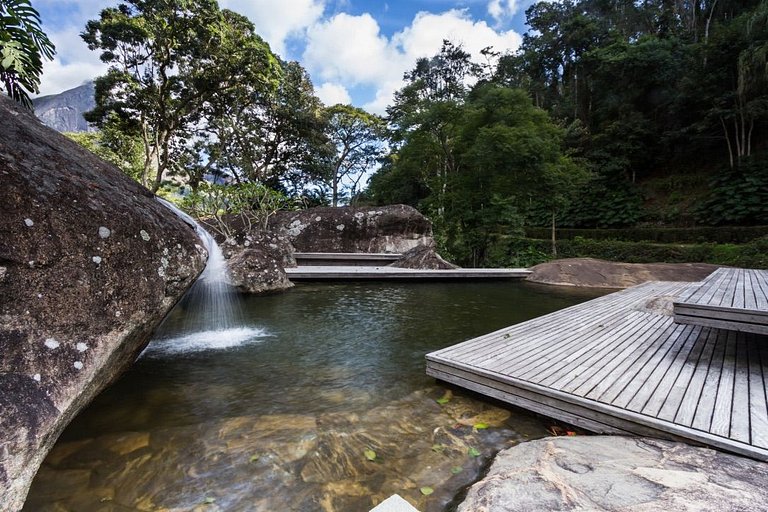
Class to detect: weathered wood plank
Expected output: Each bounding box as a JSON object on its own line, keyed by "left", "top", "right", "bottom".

{"left": 753, "top": 341, "right": 768, "bottom": 449}
{"left": 710, "top": 330, "right": 738, "bottom": 438}
{"left": 426, "top": 278, "right": 768, "bottom": 462}
{"left": 672, "top": 327, "right": 719, "bottom": 427}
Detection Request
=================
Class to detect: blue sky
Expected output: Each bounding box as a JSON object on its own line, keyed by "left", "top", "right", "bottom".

{"left": 32, "top": 0, "right": 536, "bottom": 112}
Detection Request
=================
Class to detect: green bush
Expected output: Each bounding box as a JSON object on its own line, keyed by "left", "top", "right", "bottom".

{"left": 524, "top": 225, "right": 768, "bottom": 244}
{"left": 501, "top": 236, "right": 768, "bottom": 268}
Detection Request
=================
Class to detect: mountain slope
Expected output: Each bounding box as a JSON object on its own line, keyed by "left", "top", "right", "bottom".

{"left": 33, "top": 82, "right": 96, "bottom": 132}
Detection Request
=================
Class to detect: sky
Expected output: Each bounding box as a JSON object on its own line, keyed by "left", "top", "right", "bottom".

{"left": 32, "top": 0, "right": 536, "bottom": 113}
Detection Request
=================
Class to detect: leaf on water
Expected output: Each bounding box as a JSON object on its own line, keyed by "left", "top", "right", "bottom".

{"left": 431, "top": 444, "right": 446, "bottom": 453}
{"left": 473, "top": 422, "right": 489, "bottom": 430}
{"left": 436, "top": 389, "right": 453, "bottom": 405}
{"left": 451, "top": 466, "right": 463, "bottom": 474}
{"left": 420, "top": 486, "right": 434, "bottom": 496}
{"left": 203, "top": 497, "right": 216, "bottom": 504}
{"left": 364, "top": 449, "right": 377, "bottom": 461}
{"left": 250, "top": 454, "right": 260, "bottom": 463}
{"left": 468, "top": 447, "right": 481, "bottom": 457}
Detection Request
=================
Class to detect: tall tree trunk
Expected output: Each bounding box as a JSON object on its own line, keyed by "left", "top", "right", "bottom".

{"left": 551, "top": 210, "right": 557, "bottom": 258}
{"left": 720, "top": 116, "right": 734, "bottom": 169}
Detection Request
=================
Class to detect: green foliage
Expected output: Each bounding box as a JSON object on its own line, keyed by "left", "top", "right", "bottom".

{"left": 562, "top": 177, "right": 644, "bottom": 228}
{"left": 0, "top": 0, "right": 55, "bottom": 107}
{"left": 321, "top": 104, "right": 386, "bottom": 206}
{"left": 83, "top": 0, "right": 281, "bottom": 192}
{"left": 524, "top": 226, "right": 768, "bottom": 244}
{"left": 65, "top": 122, "right": 144, "bottom": 181}
{"left": 694, "top": 157, "right": 768, "bottom": 226}
{"left": 503, "top": 236, "right": 768, "bottom": 268}
{"left": 180, "top": 183, "right": 294, "bottom": 239}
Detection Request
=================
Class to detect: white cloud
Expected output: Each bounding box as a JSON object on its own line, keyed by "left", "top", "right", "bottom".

{"left": 315, "top": 82, "right": 352, "bottom": 106}
{"left": 303, "top": 9, "right": 523, "bottom": 114}
{"left": 221, "top": 0, "right": 325, "bottom": 57}
{"left": 488, "top": 0, "right": 522, "bottom": 23}
{"left": 38, "top": 27, "right": 108, "bottom": 96}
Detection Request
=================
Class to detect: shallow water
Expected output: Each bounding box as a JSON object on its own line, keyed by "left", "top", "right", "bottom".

{"left": 25, "top": 281, "right": 606, "bottom": 512}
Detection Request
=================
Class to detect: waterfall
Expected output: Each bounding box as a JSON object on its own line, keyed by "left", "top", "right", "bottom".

{"left": 150, "top": 198, "right": 268, "bottom": 355}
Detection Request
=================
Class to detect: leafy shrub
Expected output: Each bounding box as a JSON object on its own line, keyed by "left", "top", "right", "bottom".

{"left": 524, "top": 225, "right": 768, "bottom": 244}
{"left": 180, "top": 182, "right": 295, "bottom": 239}
{"left": 694, "top": 157, "right": 768, "bottom": 226}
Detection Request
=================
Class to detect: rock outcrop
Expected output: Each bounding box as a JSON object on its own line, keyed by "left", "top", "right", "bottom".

{"left": 458, "top": 436, "right": 768, "bottom": 512}
{"left": 0, "top": 95, "right": 206, "bottom": 510}
{"left": 33, "top": 81, "right": 96, "bottom": 133}
{"left": 527, "top": 258, "right": 719, "bottom": 288}
{"left": 219, "top": 230, "right": 296, "bottom": 294}
{"left": 270, "top": 205, "right": 433, "bottom": 254}
{"left": 389, "top": 242, "right": 458, "bottom": 270}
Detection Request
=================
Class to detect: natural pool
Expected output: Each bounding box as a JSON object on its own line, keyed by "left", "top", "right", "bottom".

{"left": 24, "top": 281, "right": 605, "bottom": 512}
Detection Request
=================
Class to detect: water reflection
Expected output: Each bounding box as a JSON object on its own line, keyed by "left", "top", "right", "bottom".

{"left": 25, "top": 281, "right": 605, "bottom": 511}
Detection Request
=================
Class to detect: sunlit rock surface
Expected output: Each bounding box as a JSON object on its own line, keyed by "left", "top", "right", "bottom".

{"left": 23, "top": 388, "right": 552, "bottom": 512}
{"left": 0, "top": 95, "right": 206, "bottom": 510}
{"left": 271, "top": 205, "right": 434, "bottom": 254}
{"left": 458, "top": 436, "right": 768, "bottom": 512}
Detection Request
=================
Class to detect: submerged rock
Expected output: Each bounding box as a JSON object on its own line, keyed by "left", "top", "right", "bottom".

{"left": 458, "top": 436, "right": 768, "bottom": 512}
{"left": 0, "top": 94, "right": 206, "bottom": 509}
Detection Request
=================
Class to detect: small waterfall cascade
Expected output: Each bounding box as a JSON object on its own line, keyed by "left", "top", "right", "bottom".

{"left": 151, "top": 198, "right": 267, "bottom": 353}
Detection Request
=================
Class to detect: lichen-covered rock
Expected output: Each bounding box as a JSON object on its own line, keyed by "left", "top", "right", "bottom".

{"left": 270, "top": 205, "right": 433, "bottom": 254}
{"left": 390, "top": 243, "right": 459, "bottom": 270}
{"left": 0, "top": 95, "right": 205, "bottom": 510}
{"left": 458, "top": 436, "right": 768, "bottom": 512}
{"left": 216, "top": 228, "right": 296, "bottom": 294}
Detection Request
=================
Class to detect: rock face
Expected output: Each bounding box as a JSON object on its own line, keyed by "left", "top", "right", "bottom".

{"left": 459, "top": 436, "right": 768, "bottom": 512}
{"left": 0, "top": 95, "right": 206, "bottom": 510}
{"left": 527, "top": 258, "right": 719, "bottom": 288}
{"left": 33, "top": 81, "right": 96, "bottom": 133}
{"left": 389, "top": 243, "right": 459, "bottom": 270}
{"left": 270, "top": 205, "right": 433, "bottom": 254}
{"left": 219, "top": 230, "right": 296, "bottom": 294}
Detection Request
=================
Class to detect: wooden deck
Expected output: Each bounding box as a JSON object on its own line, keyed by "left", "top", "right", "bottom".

{"left": 286, "top": 266, "right": 531, "bottom": 280}
{"left": 294, "top": 252, "right": 402, "bottom": 267}
{"left": 674, "top": 267, "right": 768, "bottom": 335}
{"left": 426, "top": 281, "right": 768, "bottom": 461}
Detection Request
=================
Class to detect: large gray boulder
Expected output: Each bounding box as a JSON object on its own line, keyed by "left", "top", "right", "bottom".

{"left": 220, "top": 230, "right": 296, "bottom": 294}
{"left": 270, "top": 205, "right": 433, "bottom": 254}
{"left": 459, "top": 436, "right": 768, "bottom": 511}
{"left": 0, "top": 95, "right": 206, "bottom": 510}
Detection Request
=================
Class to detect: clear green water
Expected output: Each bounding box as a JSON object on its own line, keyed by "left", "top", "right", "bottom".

{"left": 27, "top": 281, "right": 606, "bottom": 511}
{"left": 62, "top": 281, "right": 603, "bottom": 439}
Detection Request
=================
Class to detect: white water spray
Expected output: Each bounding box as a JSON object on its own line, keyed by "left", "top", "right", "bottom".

{"left": 153, "top": 198, "right": 265, "bottom": 353}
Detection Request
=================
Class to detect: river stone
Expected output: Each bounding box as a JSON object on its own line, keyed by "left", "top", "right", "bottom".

{"left": 215, "top": 228, "right": 296, "bottom": 294}
{"left": 0, "top": 94, "right": 206, "bottom": 510}
{"left": 458, "top": 436, "right": 768, "bottom": 512}
{"left": 270, "top": 205, "right": 434, "bottom": 254}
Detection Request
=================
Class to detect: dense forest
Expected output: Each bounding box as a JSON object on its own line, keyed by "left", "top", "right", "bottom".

{"left": 366, "top": 0, "right": 768, "bottom": 264}
{"left": 2, "top": 0, "right": 767, "bottom": 267}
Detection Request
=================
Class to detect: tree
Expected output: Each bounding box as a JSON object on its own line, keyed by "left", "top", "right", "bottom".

{"left": 82, "top": 0, "right": 280, "bottom": 192}
{"left": 0, "top": 0, "right": 54, "bottom": 107}
{"left": 65, "top": 118, "right": 144, "bottom": 181}
{"left": 196, "top": 59, "right": 328, "bottom": 195}
{"left": 321, "top": 104, "right": 385, "bottom": 206}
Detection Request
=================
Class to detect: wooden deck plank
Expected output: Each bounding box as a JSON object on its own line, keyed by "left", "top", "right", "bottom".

{"left": 426, "top": 278, "right": 768, "bottom": 462}
{"left": 710, "top": 330, "right": 737, "bottom": 438}
{"left": 731, "top": 333, "right": 751, "bottom": 443}
{"left": 285, "top": 266, "right": 530, "bottom": 280}
{"left": 556, "top": 314, "right": 667, "bottom": 394}
{"left": 673, "top": 267, "right": 768, "bottom": 334}
{"left": 450, "top": 286, "right": 651, "bottom": 367}
{"left": 753, "top": 341, "right": 768, "bottom": 449}
{"left": 655, "top": 325, "right": 710, "bottom": 423}
{"left": 672, "top": 327, "right": 719, "bottom": 427}
{"left": 597, "top": 322, "right": 686, "bottom": 406}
